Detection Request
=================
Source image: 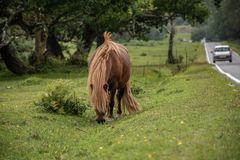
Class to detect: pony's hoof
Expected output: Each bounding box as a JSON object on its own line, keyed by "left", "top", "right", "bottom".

{"left": 116, "top": 114, "right": 123, "bottom": 118}
{"left": 96, "top": 119, "right": 105, "bottom": 124}
{"left": 106, "top": 117, "right": 114, "bottom": 122}
{"left": 117, "top": 111, "right": 122, "bottom": 115}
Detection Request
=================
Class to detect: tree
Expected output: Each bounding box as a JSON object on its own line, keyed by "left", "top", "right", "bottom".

{"left": 214, "top": 0, "right": 223, "bottom": 8}
{"left": 46, "top": 29, "right": 64, "bottom": 59}
{"left": 191, "top": 27, "right": 206, "bottom": 42}
{"left": 56, "top": 0, "right": 138, "bottom": 64}
{"left": 0, "top": 0, "right": 86, "bottom": 72}
{"left": 1, "top": 0, "right": 144, "bottom": 72}
{"left": 153, "top": 0, "right": 208, "bottom": 64}
{"left": 0, "top": 2, "right": 34, "bottom": 74}
{"left": 0, "top": 44, "right": 35, "bottom": 74}
{"left": 204, "top": 0, "right": 240, "bottom": 41}
{"left": 220, "top": 0, "right": 240, "bottom": 39}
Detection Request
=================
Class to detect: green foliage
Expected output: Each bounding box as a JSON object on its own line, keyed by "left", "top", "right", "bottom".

{"left": 145, "top": 27, "right": 167, "bottom": 41}
{"left": 131, "top": 83, "right": 145, "bottom": 96}
{"left": 168, "top": 64, "right": 185, "bottom": 75}
{"left": 205, "top": 0, "right": 240, "bottom": 41}
{"left": 31, "top": 57, "right": 68, "bottom": 73}
{"left": 11, "top": 39, "right": 34, "bottom": 64}
{"left": 14, "top": 38, "right": 33, "bottom": 53}
{"left": 191, "top": 27, "right": 206, "bottom": 42}
{"left": 214, "top": 0, "right": 223, "bottom": 8}
{"left": 149, "top": 0, "right": 208, "bottom": 64}
{"left": 35, "top": 80, "right": 88, "bottom": 116}
{"left": 153, "top": 0, "right": 209, "bottom": 24}
{"left": 67, "top": 41, "right": 88, "bottom": 66}
{"left": 68, "top": 56, "right": 88, "bottom": 67}
{"left": 225, "top": 41, "right": 240, "bottom": 55}
{"left": 55, "top": 0, "right": 137, "bottom": 43}
{"left": 0, "top": 62, "right": 6, "bottom": 71}
{"left": 175, "top": 55, "right": 184, "bottom": 64}
{"left": 45, "top": 57, "right": 65, "bottom": 66}
{"left": 140, "top": 52, "right": 147, "bottom": 56}
{"left": 127, "top": 40, "right": 164, "bottom": 47}
{"left": 20, "top": 77, "right": 43, "bottom": 86}
{"left": 175, "top": 17, "right": 186, "bottom": 25}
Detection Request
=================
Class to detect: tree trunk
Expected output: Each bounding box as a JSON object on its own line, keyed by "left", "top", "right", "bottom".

{"left": 70, "top": 26, "right": 96, "bottom": 65}
{"left": 46, "top": 30, "right": 64, "bottom": 59}
{"left": 70, "top": 36, "right": 94, "bottom": 66}
{"left": 0, "top": 44, "right": 34, "bottom": 74}
{"left": 167, "top": 19, "right": 176, "bottom": 64}
{"left": 82, "top": 25, "right": 96, "bottom": 53}
{"left": 32, "top": 27, "right": 48, "bottom": 66}
{"left": 96, "top": 34, "right": 104, "bottom": 47}
{"left": 70, "top": 48, "right": 87, "bottom": 66}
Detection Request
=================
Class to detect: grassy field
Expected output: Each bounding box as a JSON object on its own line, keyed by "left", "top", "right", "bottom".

{"left": 225, "top": 41, "right": 240, "bottom": 55}
{"left": 124, "top": 41, "right": 200, "bottom": 67}
{"left": 1, "top": 33, "right": 240, "bottom": 160}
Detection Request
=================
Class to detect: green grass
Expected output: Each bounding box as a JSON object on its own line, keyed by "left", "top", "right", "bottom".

{"left": 1, "top": 30, "right": 240, "bottom": 159}
{"left": 225, "top": 41, "right": 240, "bottom": 55}
{"left": 122, "top": 40, "right": 201, "bottom": 67}
{"left": 119, "top": 26, "right": 197, "bottom": 67}
{"left": 1, "top": 58, "right": 240, "bottom": 159}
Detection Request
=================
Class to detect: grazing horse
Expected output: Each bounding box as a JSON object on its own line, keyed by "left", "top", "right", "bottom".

{"left": 87, "top": 32, "right": 139, "bottom": 123}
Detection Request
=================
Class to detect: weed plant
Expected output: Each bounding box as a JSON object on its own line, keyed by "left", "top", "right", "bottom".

{"left": 35, "top": 80, "right": 88, "bottom": 116}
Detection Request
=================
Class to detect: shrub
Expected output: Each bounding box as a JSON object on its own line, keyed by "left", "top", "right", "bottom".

{"left": 21, "top": 77, "right": 43, "bottom": 86}
{"left": 35, "top": 80, "right": 88, "bottom": 116}
{"left": 146, "top": 27, "right": 167, "bottom": 41}
{"left": 140, "top": 52, "right": 147, "bottom": 56}
{"left": 191, "top": 28, "right": 206, "bottom": 42}
{"left": 131, "top": 84, "right": 145, "bottom": 96}
{"left": 175, "top": 55, "right": 184, "bottom": 64}
{"left": 169, "top": 64, "right": 185, "bottom": 75}
{"left": 0, "top": 62, "right": 6, "bottom": 71}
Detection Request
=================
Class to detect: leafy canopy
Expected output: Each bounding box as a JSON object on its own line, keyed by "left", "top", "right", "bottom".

{"left": 153, "top": 0, "right": 208, "bottom": 24}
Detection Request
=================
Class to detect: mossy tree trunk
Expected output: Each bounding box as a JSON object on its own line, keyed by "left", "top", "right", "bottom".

{"left": 70, "top": 26, "right": 96, "bottom": 65}
{"left": 46, "top": 30, "right": 64, "bottom": 59}
{"left": 32, "top": 27, "right": 48, "bottom": 66}
{"left": 0, "top": 44, "right": 34, "bottom": 74}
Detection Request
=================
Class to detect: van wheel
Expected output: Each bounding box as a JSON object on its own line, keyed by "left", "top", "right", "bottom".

{"left": 229, "top": 59, "right": 232, "bottom": 62}
{"left": 213, "top": 60, "right": 216, "bottom": 63}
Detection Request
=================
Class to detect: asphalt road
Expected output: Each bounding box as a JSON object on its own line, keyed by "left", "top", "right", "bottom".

{"left": 204, "top": 42, "right": 240, "bottom": 85}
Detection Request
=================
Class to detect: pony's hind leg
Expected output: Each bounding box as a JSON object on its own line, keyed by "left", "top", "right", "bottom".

{"left": 108, "top": 89, "right": 116, "bottom": 119}
{"left": 117, "top": 88, "right": 125, "bottom": 115}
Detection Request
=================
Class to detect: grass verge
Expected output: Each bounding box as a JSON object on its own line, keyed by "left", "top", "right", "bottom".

{"left": 225, "top": 41, "right": 240, "bottom": 55}
{"left": 0, "top": 48, "right": 240, "bottom": 159}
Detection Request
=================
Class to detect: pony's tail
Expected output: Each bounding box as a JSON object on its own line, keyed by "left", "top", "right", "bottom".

{"left": 103, "top": 31, "right": 112, "bottom": 42}
{"left": 122, "top": 82, "right": 139, "bottom": 113}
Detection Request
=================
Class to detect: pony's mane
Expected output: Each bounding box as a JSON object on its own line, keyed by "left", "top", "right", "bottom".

{"left": 87, "top": 32, "right": 128, "bottom": 113}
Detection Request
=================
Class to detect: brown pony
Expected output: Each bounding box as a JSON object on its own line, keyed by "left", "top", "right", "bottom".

{"left": 87, "top": 32, "right": 139, "bottom": 123}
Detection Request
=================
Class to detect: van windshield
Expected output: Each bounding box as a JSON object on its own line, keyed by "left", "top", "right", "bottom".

{"left": 215, "top": 47, "right": 230, "bottom": 52}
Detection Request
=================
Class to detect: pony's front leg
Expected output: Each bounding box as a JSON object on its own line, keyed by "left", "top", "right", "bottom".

{"left": 96, "top": 110, "right": 105, "bottom": 124}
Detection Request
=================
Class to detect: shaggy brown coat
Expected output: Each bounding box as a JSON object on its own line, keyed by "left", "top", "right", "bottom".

{"left": 87, "top": 32, "right": 139, "bottom": 123}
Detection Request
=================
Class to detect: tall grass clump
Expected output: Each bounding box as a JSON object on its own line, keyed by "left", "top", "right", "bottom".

{"left": 131, "top": 83, "right": 145, "bottom": 96}
{"left": 20, "top": 77, "right": 43, "bottom": 86}
{"left": 35, "top": 80, "right": 88, "bottom": 116}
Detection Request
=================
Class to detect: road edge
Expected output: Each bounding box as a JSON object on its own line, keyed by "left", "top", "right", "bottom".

{"left": 203, "top": 40, "right": 211, "bottom": 64}
{"left": 203, "top": 40, "right": 240, "bottom": 84}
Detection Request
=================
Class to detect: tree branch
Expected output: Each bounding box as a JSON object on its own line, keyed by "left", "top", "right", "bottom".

{"left": 163, "top": 26, "right": 170, "bottom": 34}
